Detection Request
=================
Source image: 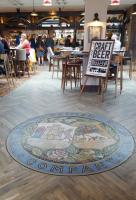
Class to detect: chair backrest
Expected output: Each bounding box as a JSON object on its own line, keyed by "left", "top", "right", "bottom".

{"left": 16, "top": 49, "right": 26, "bottom": 61}
{"left": 47, "top": 47, "right": 54, "bottom": 57}
{"left": 0, "top": 54, "right": 11, "bottom": 75}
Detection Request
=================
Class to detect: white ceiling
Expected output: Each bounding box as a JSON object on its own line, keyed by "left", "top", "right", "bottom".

{"left": 0, "top": 0, "right": 135, "bottom": 12}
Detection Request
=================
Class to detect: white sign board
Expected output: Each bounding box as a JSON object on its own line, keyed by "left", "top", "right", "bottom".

{"left": 86, "top": 40, "right": 114, "bottom": 77}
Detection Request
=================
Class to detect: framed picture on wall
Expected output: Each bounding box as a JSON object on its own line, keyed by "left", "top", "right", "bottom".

{"left": 88, "top": 26, "right": 102, "bottom": 43}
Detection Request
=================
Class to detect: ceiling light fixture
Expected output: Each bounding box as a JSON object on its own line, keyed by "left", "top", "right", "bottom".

{"left": 43, "top": 0, "right": 52, "bottom": 6}
{"left": 81, "top": 12, "right": 85, "bottom": 16}
{"left": 110, "top": 0, "right": 120, "bottom": 6}
{"left": 50, "top": 9, "right": 56, "bottom": 15}
{"left": 31, "top": 0, "right": 38, "bottom": 17}
{"left": 18, "top": 22, "right": 24, "bottom": 26}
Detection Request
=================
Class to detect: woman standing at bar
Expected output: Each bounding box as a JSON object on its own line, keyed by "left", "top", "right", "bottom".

{"left": 17, "top": 33, "right": 31, "bottom": 58}
{"left": 35, "top": 35, "right": 45, "bottom": 66}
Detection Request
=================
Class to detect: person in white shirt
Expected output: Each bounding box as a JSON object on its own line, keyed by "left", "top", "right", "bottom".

{"left": 111, "top": 34, "right": 121, "bottom": 52}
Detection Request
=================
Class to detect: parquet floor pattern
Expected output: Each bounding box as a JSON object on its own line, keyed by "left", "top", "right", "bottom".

{"left": 0, "top": 67, "right": 136, "bottom": 200}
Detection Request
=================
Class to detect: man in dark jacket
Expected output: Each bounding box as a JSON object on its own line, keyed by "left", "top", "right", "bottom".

{"left": 0, "top": 37, "right": 6, "bottom": 75}
{"left": 0, "top": 39, "right": 4, "bottom": 54}
{"left": 65, "top": 35, "right": 72, "bottom": 47}
{"left": 45, "top": 34, "right": 54, "bottom": 52}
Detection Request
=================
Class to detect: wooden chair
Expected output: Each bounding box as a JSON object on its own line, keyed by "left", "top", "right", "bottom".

{"left": 50, "top": 56, "right": 63, "bottom": 79}
{"left": 123, "top": 50, "right": 133, "bottom": 79}
{"left": 107, "top": 54, "right": 123, "bottom": 97}
{"left": 80, "top": 54, "right": 123, "bottom": 101}
{"left": 61, "top": 56, "right": 82, "bottom": 93}
{"left": 0, "top": 54, "right": 15, "bottom": 88}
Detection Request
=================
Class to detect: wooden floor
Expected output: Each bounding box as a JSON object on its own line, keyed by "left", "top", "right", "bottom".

{"left": 0, "top": 66, "right": 136, "bottom": 200}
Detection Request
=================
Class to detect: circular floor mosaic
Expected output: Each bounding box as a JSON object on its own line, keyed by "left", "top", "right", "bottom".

{"left": 7, "top": 112, "right": 135, "bottom": 175}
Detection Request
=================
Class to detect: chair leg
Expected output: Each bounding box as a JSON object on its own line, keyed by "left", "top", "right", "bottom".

{"left": 79, "top": 66, "right": 81, "bottom": 87}
{"left": 57, "top": 60, "right": 60, "bottom": 78}
{"left": 101, "top": 78, "right": 106, "bottom": 102}
{"left": 22, "top": 62, "right": 25, "bottom": 76}
{"left": 52, "top": 64, "right": 55, "bottom": 79}
{"left": 129, "top": 59, "right": 132, "bottom": 80}
{"left": 115, "top": 72, "right": 118, "bottom": 98}
{"left": 120, "top": 62, "right": 123, "bottom": 91}
{"left": 4, "top": 65, "right": 11, "bottom": 89}
{"left": 26, "top": 60, "right": 30, "bottom": 77}
{"left": 9, "top": 62, "right": 15, "bottom": 86}
{"left": 75, "top": 65, "right": 81, "bottom": 88}
{"left": 3, "top": 55, "right": 14, "bottom": 87}
{"left": 98, "top": 78, "right": 102, "bottom": 95}
{"left": 69, "top": 67, "right": 72, "bottom": 90}
{"left": 49, "top": 58, "right": 54, "bottom": 73}
{"left": 80, "top": 76, "right": 88, "bottom": 95}
{"left": 49, "top": 59, "right": 52, "bottom": 72}
{"left": 62, "top": 66, "right": 66, "bottom": 93}
{"left": 61, "top": 67, "right": 64, "bottom": 89}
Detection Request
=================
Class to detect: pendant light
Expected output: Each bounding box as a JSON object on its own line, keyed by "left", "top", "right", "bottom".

{"left": 31, "top": 0, "right": 38, "bottom": 17}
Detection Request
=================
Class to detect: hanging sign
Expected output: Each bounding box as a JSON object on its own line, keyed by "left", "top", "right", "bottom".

{"left": 86, "top": 40, "right": 114, "bottom": 77}
{"left": 43, "top": 0, "right": 52, "bottom": 6}
{"left": 110, "top": 0, "right": 120, "bottom": 5}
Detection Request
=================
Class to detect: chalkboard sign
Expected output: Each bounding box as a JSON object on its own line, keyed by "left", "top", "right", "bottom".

{"left": 86, "top": 40, "right": 114, "bottom": 77}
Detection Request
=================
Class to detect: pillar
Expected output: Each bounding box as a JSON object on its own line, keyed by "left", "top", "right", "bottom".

{"left": 128, "top": 4, "right": 136, "bottom": 60}
{"left": 82, "top": 0, "right": 108, "bottom": 87}
{"left": 84, "top": 0, "right": 108, "bottom": 52}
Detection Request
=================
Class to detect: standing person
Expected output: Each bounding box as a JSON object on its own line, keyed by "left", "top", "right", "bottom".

{"left": 45, "top": 33, "right": 54, "bottom": 51}
{"left": 30, "top": 34, "right": 36, "bottom": 50}
{"left": 0, "top": 37, "right": 5, "bottom": 75}
{"left": 106, "top": 32, "right": 113, "bottom": 40}
{"left": 17, "top": 33, "right": 31, "bottom": 58}
{"left": 111, "top": 34, "right": 121, "bottom": 51}
{"left": 65, "top": 35, "right": 72, "bottom": 47}
{"left": 59, "top": 34, "right": 65, "bottom": 45}
{"left": 45, "top": 33, "right": 55, "bottom": 62}
{"left": 0, "top": 36, "right": 5, "bottom": 54}
{"left": 15, "top": 32, "right": 22, "bottom": 46}
{"left": 42, "top": 34, "right": 47, "bottom": 45}
{"left": 16, "top": 33, "right": 31, "bottom": 75}
{"left": 1, "top": 36, "right": 10, "bottom": 54}
{"left": 35, "top": 35, "right": 45, "bottom": 65}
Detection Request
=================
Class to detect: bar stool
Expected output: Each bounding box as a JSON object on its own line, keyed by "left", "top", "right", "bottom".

{"left": 16, "top": 49, "right": 29, "bottom": 77}
{"left": 61, "top": 56, "right": 82, "bottom": 92}
{"left": 108, "top": 54, "right": 123, "bottom": 97}
{"left": 50, "top": 55, "right": 67, "bottom": 79}
{"left": 123, "top": 51, "right": 133, "bottom": 79}
{"left": 50, "top": 56, "right": 60, "bottom": 78}
{"left": 0, "top": 54, "right": 15, "bottom": 87}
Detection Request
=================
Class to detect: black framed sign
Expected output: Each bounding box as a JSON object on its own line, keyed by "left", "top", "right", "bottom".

{"left": 86, "top": 40, "right": 114, "bottom": 77}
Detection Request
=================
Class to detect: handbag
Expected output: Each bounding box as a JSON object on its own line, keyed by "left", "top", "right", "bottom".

{"left": 38, "top": 46, "right": 44, "bottom": 52}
